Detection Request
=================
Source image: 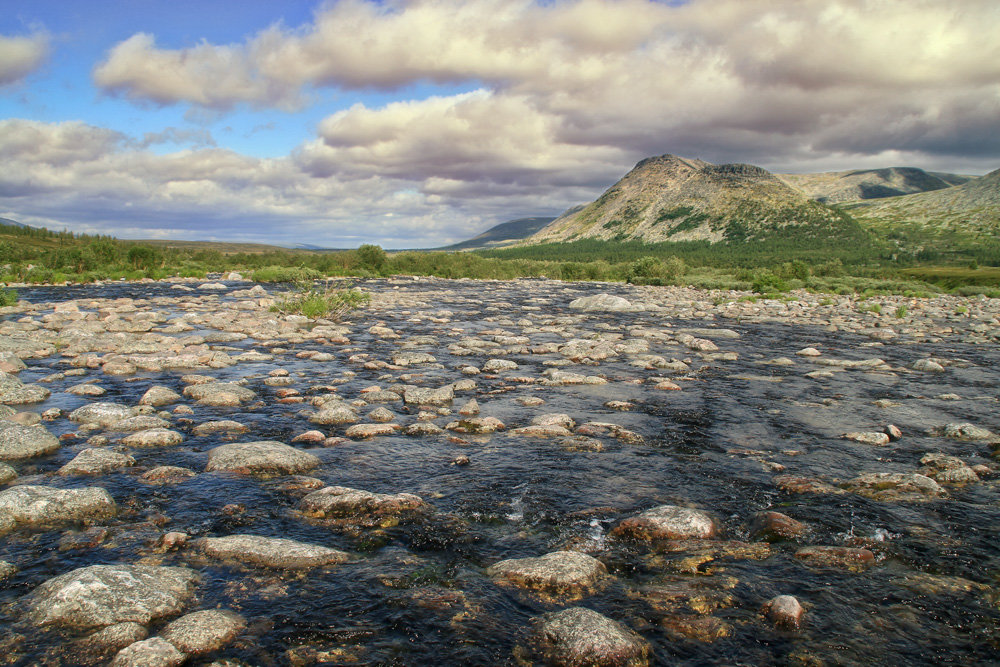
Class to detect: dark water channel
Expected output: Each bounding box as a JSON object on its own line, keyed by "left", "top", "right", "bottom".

{"left": 1, "top": 278, "right": 999, "bottom": 665}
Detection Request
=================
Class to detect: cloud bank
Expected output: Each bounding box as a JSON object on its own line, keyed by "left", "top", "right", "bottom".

{"left": 0, "top": 33, "right": 48, "bottom": 85}
{"left": 7, "top": 0, "right": 1000, "bottom": 246}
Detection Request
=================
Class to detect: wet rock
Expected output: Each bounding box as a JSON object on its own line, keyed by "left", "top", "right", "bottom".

{"left": 66, "top": 383, "right": 106, "bottom": 397}
{"left": 103, "top": 361, "right": 137, "bottom": 376}
{"left": 936, "top": 422, "right": 997, "bottom": 441}
{"left": 291, "top": 430, "right": 327, "bottom": 443}
{"left": 841, "top": 472, "right": 944, "bottom": 501}
{"left": 0, "top": 421, "right": 60, "bottom": 460}
{"left": 885, "top": 424, "right": 903, "bottom": 441}
{"left": 762, "top": 595, "right": 804, "bottom": 628}
{"left": 0, "top": 461, "right": 16, "bottom": 483}
{"left": 403, "top": 385, "right": 454, "bottom": 406}
{"left": 141, "top": 466, "right": 196, "bottom": 484}
{"left": 192, "top": 420, "right": 249, "bottom": 436}
{"left": 300, "top": 485, "right": 429, "bottom": 525}
{"left": 458, "top": 399, "right": 480, "bottom": 416}
{"left": 794, "top": 546, "right": 875, "bottom": 572}
{"left": 182, "top": 382, "right": 256, "bottom": 406}
{"left": 120, "top": 428, "right": 184, "bottom": 447}
{"left": 196, "top": 535, "right": 350, "bottom": 569}
{"left": 75, "top": 622, "right": 149, "bottom": 660}
{"left": 392, "top": 351, "right": 437, "bottom": 366}
{"left": 139, "top": 386, "right": 183, "bottom": 407}
{"left": 160, "top": 609, "right": 246, "bottom": 654}
{"left": 69, "top": 402, "right": 133, "bottom": 427}
{"left": 773, "top": 474, "right": 845, "bottom": 495}
{"left": 110, "top": 637, "right": 186, "bottom": 667}
{"left": 58, "top": 448, "right": 136, "bottom": 475}
{"left": 446, "top": 417, "right": 505, "bottom": 434}
{"left": 309, "top": 404, "right": 359, "bottom": 425}
{"left": 660, "top": 615, "right": 731, "bottom": 642}
{"left": 568, "top": 293, "right": 644, "bottom": 313}
{"left": 796, "top": 347, "right": 821, "bottom": 357}
{"left": 345, "top": 423, "right": 400, "bottom": 439}
{"left": 575, "top": 422, "right": 644, "bottom": 445}
{"left": 0, "top": 371, "right": 50, "bottom": 404}
{"left": 483, "top": 358, "right": 518, "bottom": 372}
{"left": 911, "top": 358, "right": 945, "bottom": 372}
{"left": 206, "top": 441, "right": 320, "bottom": 476}
{"left": 367, "top": 406, "right": 396, "bottom": 422}
{"left": 0, "top": 485, "right": 116, "bottom": 527}
{"left": 532, "top": 413, "right": 576, "bottom": 430}
{"left": 487, "top": 551, "right": 609, "bottom": 600}
{"left": 842, "top": 431, "right": 891, "bottom": 446}
{"left": 27, "top": 564, "right": 199, "bottom": 628}
{"left": 0, "top": 560, "right": 16, "bottom": 580}
{"left": 612, "top": 505, "right": 717, "bottom": 541}
{"left": 532, "top": 607, "right": 649, "bottom": 666}
{"left": 109, "top": 415, "right": 171, "bottom": 432}
{"left": 918, "top": 452, "right": 980, "bottom": 484}
{"left": 749, "top": 511, "right": 806, "bottom": 542}
{"left": 404, "top": 422, "right": 445, "bottom": 436}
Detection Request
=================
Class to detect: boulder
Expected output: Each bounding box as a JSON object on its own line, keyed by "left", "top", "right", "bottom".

{"left": 487, "top": 551, "right": 608, "bottom": 600}
{"left": 403, "top": 385, "right": 454, "bottom": 406}
{"left": 195, "top": 534, "right": 350, "bottom": 569}
{"left": 532, "top": 607, "right": 649, "bottom": 666}
{"left": 159, "top": 609, "right": 245, "bottom": 654}
{"left": 0, "top": 371, "right": 50, "bottom": 404}
{"left": 182, "top": 382, "right": 256, "bottom": 406}
{"left": 139, "top": 386, "right": 183, "bottom": 407}
{"left": 612, "top": 505, "right": 717, "bottom": 541}
{"left": 120, "top": 428, "right": 184, "bottom": 447}
{"left": 110, "top": 637, "right": 186, "bottom": 667}
{"left": 568, "top": 293, "right": 644, "bottom": 313}
{"left": 794, "top": 546, "right": 875, "bottom": 572}
{"left": 58, "top": 448, "right": 136, "bottom": 475}
{"left": 27, "top": 564, "right": 199, "bottom": 629}
{"left": 300, "top": 485, "right": 428, "bottom": 524}
{"left": 206, "top": 441, "right": 320, "bottom": 476}
{"left": 0, "top": 421, "right": 60, "bottom": 460}
{"left": 0, "top": 484, "right": 116, "bottom": 527}
{"left": 69, "top": 402, "right": 133, "bottom": 427}
{"left": 762, "top": 595, "right": 804, "bottom": 628}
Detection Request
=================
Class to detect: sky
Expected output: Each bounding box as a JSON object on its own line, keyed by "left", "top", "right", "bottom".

{"left": 0, "top": 0, "right": 998, "bottom": 248}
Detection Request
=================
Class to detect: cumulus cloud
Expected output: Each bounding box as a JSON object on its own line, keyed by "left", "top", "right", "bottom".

{"left": 0, "top": 33, "right": 49, "bottom": 85}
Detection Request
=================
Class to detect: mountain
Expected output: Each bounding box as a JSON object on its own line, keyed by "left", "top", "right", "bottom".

{"left": 440, "top": 216, "right": 556, "bottom": 250}
{"left": 779, "top": 167, "right": 972, "bottom": 204}
{"left": 529, "top": 154, "right": 862, "bottom": 245}
{"left": 847, "top": 168, "right": 1000, "bottom": 238}
{"left": 0, "top": 217, "right": 30, "bottom": 228}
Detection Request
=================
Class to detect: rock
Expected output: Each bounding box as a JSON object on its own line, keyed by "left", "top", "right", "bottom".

{"left": 841, "top": 472, "right": 944, "bottom": 501}
{"left": 345, "top": 423, "right": 400, "bottom": 439}
{"left": 0, "top": 461, "right": 16, "bottom": 483}
{"left": 182, "top": 382, "right": 256, "bottom": 406}
{"left": 885, "top": 424, "right": 903, "bottom": 441}
{"left": 510, "top": 424, "right": 574, "bottom": 438}
{"left": 160, "top": 532, "right": 188, "bottom": 549}
{"left": 109, "top": 415, "right": 171, "bottom": 432}
{"left": 842, "top": 431, "right": 891, "bottom": 446}
{"left": 206, "top": 441, "right": 320, "bottom": 476}
{"left": 749, "top": 511, "right": 806, "bottom": 542}
{"left": 367, "top": 406, "right": 396, "bottom": 423}
{"left": 58, "top": 448, "right": 136, "bottom": 475}
{"left": 196, "top": 534, "right": 350, "bottom": 569}
{"left": 110, "top": 637, "right": 186, "bottom": 667}
{"left": 796, "top": 347, "right": 821, "bottom": 357}
{"left": 404, "top": 422, "right": 445, "bottom": 436}
{"left": 67, "top": 383, "right": 107, "bottom": 397}
{"left": 0, "top": 485, "right": 117, "bottom": 527}
{"left": 0, "top": 560, "right": 16, "bottom": 580}
{"left": 794, "top": 546, "right": 875, "bottom": 572}
{"left": 0, "top": 421, "right": 60, "bottom": 460}
{"left": 532, "top": 607, "right": 649, "bottom": 666}
{"left": 483, "top": 358, "right": 518, "bottom": 373}
{"left": 192, "top": 420, "right": 249, "bottom": 436}
{"left": 300, "top": 485, "right": 428, "bottom": 524}
{"left": 660, "top": 615, "right": 731, "bottom": 642}
{"left": 160, "top": 609, "right": 245, "bottom": 654}
{"left": 938, "top": 422, "right": 996, "bottom": 441}
{"left": 27, "top": 564, "right": 199, "bottom": 628}
{"left": 309, "top": 404, "right": 359, "bottom": 425}
{"left": 911, "top": 358, "right": 945, "bottom": 372}
{"left": 0, "top": 371, "right": 50, "bottom": 404}
{"left": 139, "top": 386, "right": 183, "bottom": 407}
{"left": 69, "top": 402, "right": 133, "bottom": 427}
{"left": 532, "top": 413, "right": 576, "bottom": 430}
{"left": 919, "top": 452, "right": 980, "bottom": 484}
{"left": 75, "top": 622, "right": 149, "bottom": 659}
{"left": 568, "top": 293, "right": 644, "bottom": 313}
{"left": 762, "top": 595, "right": 804, "bottom": 628}
{"left": 391, "top": 351, "right": 437, "bottom": 366}
{"left": 141, "top": 466, "right": 196, "bottom": 484}
{"left": 612, "top": 505, "right": 717, "bottom": 541}
{"left": 446, "top": 417, "right": 505, "bottom": 434}
{"left": 291, "top": 430, "right": 327, "bottom": 443}
{"left": 103, "top": 362, "right": 137, "bottom": 376}
{"left": 403, "top": 385, "right": 454, "bottom": 406}
{"left": 458, "top": 399, "right": 480, "bottom": 416}
{"left": 487, "top": 551, "right": 608, "bottom": 600}
{"left": 120, "top": 428, "right": 184, "bottom": 447}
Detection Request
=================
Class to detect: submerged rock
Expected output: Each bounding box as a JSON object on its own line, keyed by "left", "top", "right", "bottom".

{"left": 206, "top": 441, "right": 320, "bottom": 476}
{"left": 749, "top": 511, "right": 806, "bottom": 542}
{"left": 27, "top": 564, "right": 199, "bottom": 629}
{"left": 612, "top": 505, "right": 717, "bottom": 541}
{"left": 762, "top": 595, "right": 804, "bottom": 629}
{"left": 300, "top": 485, "right": 429, "bottom": 525}
{"left": 0, "top": 484, "right": 116, "bottom": 527}
{"left": 196, "top": 534, "right": 350, "bottom": 569}
{"left": 794, "top": 546, "right": 875, "bottom": 572}
{"left": 841, "top": 472, "right": 944, "bottom": 501}
{"left": 487, "top": 551, "right": 608, "bottom": 600}
{"left": 531, "top": 607, "right": 649, "bottom": 666}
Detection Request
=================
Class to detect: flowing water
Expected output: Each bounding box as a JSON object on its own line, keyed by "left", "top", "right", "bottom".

{"left": 1, "top": 278, "right": 998, "bottom": 665}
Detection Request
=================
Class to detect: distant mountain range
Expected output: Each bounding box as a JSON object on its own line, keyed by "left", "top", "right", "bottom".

{"left": 437, "top": 217, "right": 556, "bottom": 251}
{"left": 0, "top": 217, "right": 30, "bottom": 228}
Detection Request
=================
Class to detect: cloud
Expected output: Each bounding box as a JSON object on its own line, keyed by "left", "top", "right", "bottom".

{"left": 138, "top": 127, "right": 217, "bottom": 149}
{"left": 0, "top": 33, "right": 49, "bottom": 85}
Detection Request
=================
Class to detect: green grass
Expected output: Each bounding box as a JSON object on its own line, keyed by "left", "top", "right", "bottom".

{"left": 271, "top": 283, "right": 371, "bottom": 319}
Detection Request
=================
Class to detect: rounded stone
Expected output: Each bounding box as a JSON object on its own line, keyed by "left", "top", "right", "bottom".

{"left": 120, "top": 428, "right": 184, "bottom": 447}
{"left": 0, "top": 421, "right": 60, "bottom": 460}
{"left": 110, "top": 637, "right": 186, "bottom": 667}
{"left": 58, "top": 448, "right": 136, "bottom": 476}
{"left": 762, "top": 594, "right": 804, "bottom": 628}
{"left": 0, "top": 484, "right": 117, "bottom": 527}
{"left": 612, "top": 505, "right": 717, "bottom": 541}
{"left": 206, "top": 441, "right": 320, "bottom": 476}
{"left": 196, "top": 534, "right": 350, "bottom": 569}
{"left": 160, "top": 609, "right": 246, "bottom": 655}
{"left": 487, "top": 551, "right": 608, "bottom": 599}
{"left": 533, "top": 607, "right": 649, "bottom": 666}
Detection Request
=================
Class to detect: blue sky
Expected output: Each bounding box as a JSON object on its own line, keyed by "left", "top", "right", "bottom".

{"left": 0, "top": 0, "right": 997, "bottom": 247}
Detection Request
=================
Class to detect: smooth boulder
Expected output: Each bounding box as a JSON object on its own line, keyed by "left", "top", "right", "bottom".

{"left": 206, "top": 441, "right": 320, "bottom": 476}
{"left": 196, "top": 534, "right": 350, "bottom": 569}
{"left": 0, "top": 484, "right": 116, "bottom": 527}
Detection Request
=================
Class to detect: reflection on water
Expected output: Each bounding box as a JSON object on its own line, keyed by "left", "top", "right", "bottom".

{"left": 1, "top": 278, "right": 998, "bottom": 665}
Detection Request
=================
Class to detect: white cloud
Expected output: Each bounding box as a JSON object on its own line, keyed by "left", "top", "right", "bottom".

{"left": 0, "top": 33, "right": 49, "bottom": 86}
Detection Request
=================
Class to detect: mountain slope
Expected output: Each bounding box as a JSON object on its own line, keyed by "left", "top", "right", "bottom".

{"left": 529, "top": 154, "right": 863, "bottom": 246}
{"left": 441, "top": 216, "right": 555, "bottom": 250}
{"left": 779, "top": 167, "right": 972, "bottom": 204}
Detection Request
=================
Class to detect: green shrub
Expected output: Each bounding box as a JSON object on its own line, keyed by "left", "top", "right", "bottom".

{"left": 252, "top": 265, "right": 322, "bottom": 282}
{"left": 626, "top": 255, "right": 687, "bottom": 284}
{"left": 0, "top": 288, "right": 17, "bottom": 306}
{"left": 751, "top": 272, "right": 788, "bottom": 294}
{"left": 271, "top": 282, "right": 371, "bottom": 320}
{"left": 356, "top": 244, "right": 388, "bottom": 273}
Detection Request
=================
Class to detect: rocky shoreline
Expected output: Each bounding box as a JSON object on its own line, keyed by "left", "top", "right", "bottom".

{"left": 0, "top": 276, "right": 998, "bottom": 665}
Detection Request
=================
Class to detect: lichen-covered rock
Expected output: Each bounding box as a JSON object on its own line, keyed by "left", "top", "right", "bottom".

{"left": 141, "top": 466, "right": 196, "bottom": 484}
{"left": 841, "top": 472, "right": 944, "bottom": 501}
{"left": 27, "top": 564, "right": 199, "bottom": 628}
{"left": 309, "top": 404, "right": 359, "bottom": 425}
{"left": 69, "top": 402, "right": 133, "bottom": 427}
{"left": 568, "top": 293, "right": 644, "bottom": 313}
{"left": 300, "top": 485, "right": 429, "bottom": 525}
{"left": 936, "top": 422, "right": 996, "bottom": 441}
{"left": 0, "top": 421, "right": 60, "bottom": 460}
{"left": 74, "top": 622, "right": 149, "bottom": 660}
{"left": 532, "top": 607, "right": 649, "bottom": 666}
{"left": 206, "top": 441, "right": 320, "bottom": 476}
{"left": 182, "top": 382, "right": 256, "bottom": 406}
{"left": 0, "top": 484, "right": 116, "bottom": 527}
{"left": 612, "top": 505, "right": 717, "bottom": 541}
{"left": 160, "top": 609, "right": 245, "bottom": 654}
{"left": 196, "top": 534, "right": 350, "bottom": 569}
{"left": 58, "top": 448, "right": 136, "bottom": 475}
{"left": 403, "top": 385, "right": 454, "bottom": 406}
{"left": 110, "top": 637, "right": 186, "bottom": 667}
{"left": 0, "top": 371, "right": 50, "bottom": 404}
{"left": 794, "top": 546, "right": 875, "bottom": 572}
{"left": 139, "top": 385, "right": 183, "bottom": 407}
{"left": 120, "top": 428, "right": 184, "bottom": 447}
{"left": 487, "top": 551, "right": 608, "bottom": 600}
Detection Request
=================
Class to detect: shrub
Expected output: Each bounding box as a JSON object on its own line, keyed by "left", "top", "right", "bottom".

{"left": 252, "top": 265, "right": 322, "bottom": 283}
{"left": 356, "top": 244, "right": 388, "bottom": 273}
{"left": 0, "top": 288, "right": 17, "bottom": 306}
{"left": 271, "top": 282, "right": 371, "bottom": 320}
{"left": 751, "top": 272, "right": 788, "bottom": 294}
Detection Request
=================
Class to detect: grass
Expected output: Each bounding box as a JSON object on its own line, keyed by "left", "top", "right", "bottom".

{"left": 271, "top": 281, "right": 371, "bottom": 320}
{"left": 0, "top": 288, "right": 17, "bottom": 306}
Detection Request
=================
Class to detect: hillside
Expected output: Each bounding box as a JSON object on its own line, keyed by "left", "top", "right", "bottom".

{"left": 528, "top": 154, "right": 867, "bottom": 247}
{"left": 779, "top": 167, "right": 971, "bottom": 204}
{"left": 439, "top": 216, "right": 555, "bottom": 250}
{"left": 0, "top": 217, "right": 29, "bottom": 228}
